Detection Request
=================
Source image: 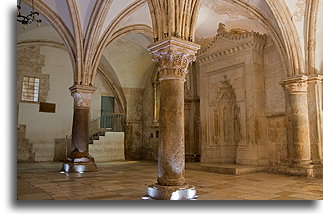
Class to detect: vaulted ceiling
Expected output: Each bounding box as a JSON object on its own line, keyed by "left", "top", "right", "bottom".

{"left": 17, "top": 0, "right": 322, "bottom": 87}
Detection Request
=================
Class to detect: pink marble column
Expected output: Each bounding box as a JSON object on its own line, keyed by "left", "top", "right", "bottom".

{"left": 146, "top": 37, "right": 200, "bottom": 200}
{"left": 61, "top": 85, "right": 97, "bottom": 173}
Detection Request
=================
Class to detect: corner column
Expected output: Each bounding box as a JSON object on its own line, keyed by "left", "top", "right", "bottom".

{"left": 307, "top": 75, "right": 323, "bottom": 164}
{"left": 61, "top": 84, "right": 97, "bottom": 173}
{"left": 281, "top": 76, "right": 313, "bottom": 176}
{"left": 146, "top": 37, "right": 200, "bottom": 200}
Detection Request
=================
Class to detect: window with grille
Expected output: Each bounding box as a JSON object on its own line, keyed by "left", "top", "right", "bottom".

{"left": 22, "top": 76, "right": 40, "bottom": 102}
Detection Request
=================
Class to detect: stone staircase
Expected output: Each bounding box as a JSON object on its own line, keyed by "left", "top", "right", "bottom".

{"left": 89, "top": 131, "right": 125, "bottom": 162}
{"left": 89, "top": 128, "right": 112, "bottom": 144}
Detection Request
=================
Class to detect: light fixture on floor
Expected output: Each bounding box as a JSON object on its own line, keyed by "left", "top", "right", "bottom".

{"left": 17, "top": 0, "right": 42, "bottom": 29}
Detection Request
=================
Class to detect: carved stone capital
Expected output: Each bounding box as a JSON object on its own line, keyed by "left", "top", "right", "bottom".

{"left": 148, "top": 37, "right": 200, "bottom": 81}
{"left": 281, "top": 76, "right": 308, "bottom": 94}
{"left": 155, "top": 50, "right": 196, "bottom": 81}
{"left": 69, "top": 84, "right": 96, "bottom": 108}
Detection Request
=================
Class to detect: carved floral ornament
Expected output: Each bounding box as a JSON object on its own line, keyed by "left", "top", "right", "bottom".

{"left": 69, "top": 85, "right": 96, "bottom": 108}
{"left": 153, "top": 50, "right": 197, "bottom": 81}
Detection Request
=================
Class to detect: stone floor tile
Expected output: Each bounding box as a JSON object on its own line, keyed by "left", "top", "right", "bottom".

{"left": 17, "top": 161, "right": 323, "bottom": 200}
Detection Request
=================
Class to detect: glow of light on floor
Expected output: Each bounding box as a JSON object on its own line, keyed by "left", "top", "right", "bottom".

{"left": 170, "top": 191, "right": 180, "bottom": 200}
{"left": 187, "top": 188, "right": 197, "bottom": 199}
{"left": 141, "top": 196, "right": 151, "bottom": 200}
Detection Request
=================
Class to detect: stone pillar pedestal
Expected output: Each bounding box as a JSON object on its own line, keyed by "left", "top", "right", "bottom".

{"left": 61, "top": 85, "right": 97, "bottom": 173}
{"left": 146, "top": 37, "right": 200, "bottom": 200}
{"left": 281, "top": 76, "right": 313, "bottom": 177}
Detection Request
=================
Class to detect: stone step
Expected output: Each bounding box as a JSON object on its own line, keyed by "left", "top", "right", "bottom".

{"left": 186, "top": 162, "right": 268, "bottom": 175}
{"left": 98, "top": 131, "right": 106, "bottom": 136}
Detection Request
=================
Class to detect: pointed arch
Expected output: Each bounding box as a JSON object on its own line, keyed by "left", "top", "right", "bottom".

{"left": 304, "top": 0, "right": 320, "bottom": 75}
{"left": 265, "top": 0, "right": 305, "bottom": 76}
{"left": 67, "top": 0, "right": 84, "bottom": 85}
{"left": 90, "top": 0, "right": 147, "bottom": 85}
{"left": 83, "top": 0, "right": 113, "bottom": 85}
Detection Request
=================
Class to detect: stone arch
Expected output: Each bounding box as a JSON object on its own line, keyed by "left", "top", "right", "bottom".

{"left": 96, "top": 65, "right": 127, "bottom": 115}
{"left": 265, "top": 0, "right": 305, "bottom": 76}
{"left": 304, "top": 0, "right": 320, "bottom": 74}
{"left": 91, "top": 0, "right": 148, "bottom": 82}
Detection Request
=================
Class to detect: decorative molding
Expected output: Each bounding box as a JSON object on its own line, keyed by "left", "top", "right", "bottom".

{"left": 281, "top": 76, "right": 309, "bottom": 94}
{"left": 198, "top": 24, "right": 266, "bottom": 65}
{"left": 69, "top": 85, "right": 96, "bottom": 108}
{"left": 307, "top": 75, "right": 323, "bottom": 83}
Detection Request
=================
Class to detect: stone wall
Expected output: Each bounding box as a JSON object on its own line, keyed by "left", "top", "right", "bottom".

{"left": 17, "top": 43, "right": 122, "bottom": 162}
{"left": 17, "top": 45, "right": 74, "bottom": 161}
{"left": 263, "top": 37, "right": 288, "bottom": 165}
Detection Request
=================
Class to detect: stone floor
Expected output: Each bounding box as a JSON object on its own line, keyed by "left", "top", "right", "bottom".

{"left": 17, "top": 161, "right": 323, "bottom": 200}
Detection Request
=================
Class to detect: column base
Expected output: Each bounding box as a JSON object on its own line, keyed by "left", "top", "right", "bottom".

{"left": 269, "top": 162, "right": 314, "bottom": 178}
{"left": 313, "top": 163, "right": 322, "bottom": 178}
{"left": 61, "top": 156, "right": 97, "bottom": 173}
{"left": 146, "top": 183, "right": 197, "bottom": 200}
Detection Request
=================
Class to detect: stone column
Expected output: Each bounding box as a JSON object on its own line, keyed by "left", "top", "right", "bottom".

{"left": 61, "top": 84, "right": 97, "bottom": 173}
{"left": 307, "top": 75, "right": 323, "bottom": 164}
{"left": 146, "top": 37, "right": 200, "bottom": 200}
{"left": 281, "top": 76, "right": 313, "bottom": 176}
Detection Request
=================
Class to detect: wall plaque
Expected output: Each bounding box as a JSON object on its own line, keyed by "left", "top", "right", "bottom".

{"left": 39, "top": 102, "right": 56, "bottom": 113}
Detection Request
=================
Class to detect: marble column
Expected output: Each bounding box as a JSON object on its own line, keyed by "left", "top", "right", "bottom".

{"left": 61, "top": 84, "right": 97, "bottom": 173}
{"left": 146, "top": 37, "right": 200, "bottom": 200}
{"left": 281, "top": 76, "right": 313, "bottom": 176}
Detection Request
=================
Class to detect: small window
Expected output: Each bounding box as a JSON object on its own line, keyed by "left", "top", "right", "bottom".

{"left": 22, "top": 76, "right": 40, "bottom": 102}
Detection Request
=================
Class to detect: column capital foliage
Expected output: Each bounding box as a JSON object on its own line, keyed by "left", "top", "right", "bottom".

{"left": 69, "top": 84, "right": 96, "bottom": 108}
{"left": 281, "top": 75, "right": 308, "bottom": 94}
{"left": 148, "top": 37, "right": 200, "bottom": 81}
{"left": 155, "top": 50, "right": 196, "bottom": 81}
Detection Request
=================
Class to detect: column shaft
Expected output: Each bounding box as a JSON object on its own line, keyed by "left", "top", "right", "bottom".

{"left": 289, "top": 92, "right": 311, "bottom": 163}
{"left": 70, "top": 106, "right": 90, "bottom": 157}
{"left": 282, "top": 76, "right": 311, "bottom": 165}
{"left": 146, "top": 37, "right": 200, "bottom": 200}
{"left": 158, "top": 78, "right": 185, "bottom": 186}
{"left": 61, "top": 84, "right": 97, "bottom": 173}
